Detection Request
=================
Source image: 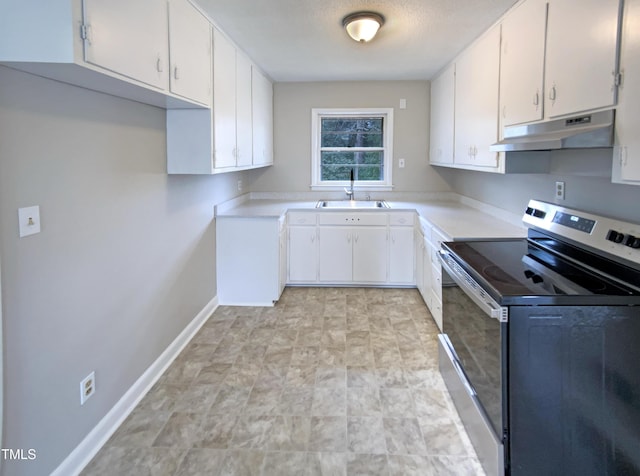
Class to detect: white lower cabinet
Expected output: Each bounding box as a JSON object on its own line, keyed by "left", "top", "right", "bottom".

{"left": 318, "top": 227, "right": 387, "bottom": 283}
{"left": 389, "top": 226, "right": 415, "bottom": 284}
{"left": 287, "top": 211, "right": 417, "bottom": 287}
{"left": 288, "top": 226, "right": 318, "bottom": 283}
{"left": 318, "top": 227, "right": 353, "bottom": 282}
{"left": 353, "top": 227, "right": 388, "bottom": 283}
{"left": 216, "top": 216, "right": 286, "bottom": 305}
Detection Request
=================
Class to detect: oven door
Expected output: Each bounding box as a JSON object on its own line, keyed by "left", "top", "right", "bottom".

{"left": 437, "top": 249, "right": 507, "bottom": 476}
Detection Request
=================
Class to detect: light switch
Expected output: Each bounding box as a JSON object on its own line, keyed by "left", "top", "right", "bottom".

{"left": 18, "top": 206, "right": 41, "bottom": 237}
{"left": 399, "top": 98, "right": 407, "bottom": 109}
{"left": 399, "top": 158, "right": 406, "bottom": 168}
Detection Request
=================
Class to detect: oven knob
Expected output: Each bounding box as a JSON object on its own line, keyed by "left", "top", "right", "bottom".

{"left": 524, "top": 270, "right": 535, "bottom": 279}
{"left": 624, "top": 235, "right": 637, "bottom": 247}
{"left": 606, "top": 229, "right": 624, "bottom": 243}
{"left": 531, "top": 274, "right": 544, "bottom": 284}
{"left": 631, "top": 237, "right": 640, "bottom": 249}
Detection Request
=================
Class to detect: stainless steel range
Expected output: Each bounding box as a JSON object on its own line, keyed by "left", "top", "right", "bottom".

{"left": 437, "top": 199, "right": 640, "bottom": 476}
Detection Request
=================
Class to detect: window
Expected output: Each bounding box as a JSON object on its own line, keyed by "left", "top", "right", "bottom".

{"left": 311, "top": 108, "right": 394, "bottom": 189}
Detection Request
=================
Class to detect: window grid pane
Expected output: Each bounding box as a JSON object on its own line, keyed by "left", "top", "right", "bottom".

{"left": 319, "top": 116, "right": 385, "bottom": 182}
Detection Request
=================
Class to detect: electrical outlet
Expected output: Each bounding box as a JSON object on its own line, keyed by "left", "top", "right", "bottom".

{"left": 555, "top": 181, "right": 565, "bottom": 200}
{"left": 80, "top": 371, "right": 95, "bottom": 405}
{"left": 237, "top": 179, "right": 243, "bottom": 192}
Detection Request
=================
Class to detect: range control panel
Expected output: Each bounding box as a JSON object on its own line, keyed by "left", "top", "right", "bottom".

{"left": 523, "top": 200, "right": 640, "bottom": 266}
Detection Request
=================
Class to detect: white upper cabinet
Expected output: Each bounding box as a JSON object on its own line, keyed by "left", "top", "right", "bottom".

{"left": 252, "top": 67, "right": 274, "bottom": 167}
{"left": 212, "top": 28, "right": 254, "bottom": 169}
{"left": 613, "top": 0, "right": 640, "bottom": 184}
{"left": 499, "top": 0, "right": 547, "bottom": 126}
{"left": 429, "top": 63, "right": 455, "bottom": 165}
{"left": 213, "top": 28, "right": 238, "bottom": 169}
{"left": 167, "top": 29, "right": 274, "bottom": 174}
{"left": 83, "top": 0, "right": 169, "bottom": 90}
{"left": 545, "top": 0, "right": 621, "bottom": 118}
{"left": 168, "top": 0, "right": 212, "bottom": 105}
{"left": 454, "top": 25, "right": 501, "bottom": 168}
{"left": 0, "top": 0, "right": 207, "bottom": 108}
{"left": 235, "top": 51, "right": 254, "bottom": 167}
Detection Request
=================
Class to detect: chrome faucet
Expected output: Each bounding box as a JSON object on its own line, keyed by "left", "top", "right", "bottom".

{"left": 345, "top": 169, "right": 355, "bottom": 201}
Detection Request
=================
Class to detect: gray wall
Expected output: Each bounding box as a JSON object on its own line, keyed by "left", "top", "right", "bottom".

{"left": 0, "top": 66, "right": 241, "bottom": 476}
{"left": 442, "top": 149, "right": 640, "bottom": 223}
{"left": 248, "top": 81, "right": 452, "bottom": 194}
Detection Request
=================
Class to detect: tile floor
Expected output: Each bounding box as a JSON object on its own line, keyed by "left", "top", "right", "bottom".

{"left": 82, "top": 287, "right": 485, "bottom": 476}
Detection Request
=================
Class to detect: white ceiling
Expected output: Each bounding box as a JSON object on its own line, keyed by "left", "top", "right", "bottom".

{"left": 195, "top": 0, "right": 519, "bottom": 82}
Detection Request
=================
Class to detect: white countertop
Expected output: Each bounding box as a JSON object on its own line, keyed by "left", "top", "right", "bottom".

{"left": 216, "top": 198, "right": 527, "bottom": 240}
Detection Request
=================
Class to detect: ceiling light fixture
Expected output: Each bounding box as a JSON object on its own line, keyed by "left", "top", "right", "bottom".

{"left": 342, "top": 12, "right": 385, "bottom": 43}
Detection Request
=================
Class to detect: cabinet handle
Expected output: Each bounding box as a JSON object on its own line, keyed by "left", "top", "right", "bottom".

{"left": 533, "top": 90, "right": 539, "bottom": 107}
{"left": 173, "top": 66, "right": 180, "bottom": 80}
{"left": 354, "top": 233, "right": 359, "bottom": 243}
{"left": 156, "top": 57, "right": 164, "bottom": 73}
{"left": 549, "top": 85, "right": 557, "bottom": 102}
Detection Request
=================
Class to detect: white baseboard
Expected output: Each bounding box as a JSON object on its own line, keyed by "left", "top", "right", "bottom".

{"left": 51, "top": 296, "right": 219, "bottom": 476}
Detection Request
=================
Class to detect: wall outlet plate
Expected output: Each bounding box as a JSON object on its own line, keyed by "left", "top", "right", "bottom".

{"left": 555, "top": 181, "right": 565, "bottom": 200}
{"left": 80, "top": 371, "right": 95, "bottom": 405}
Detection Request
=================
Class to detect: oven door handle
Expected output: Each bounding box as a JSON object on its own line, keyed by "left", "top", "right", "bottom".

{"left": 438, "top": 250, "right": 508, "bottom": 323}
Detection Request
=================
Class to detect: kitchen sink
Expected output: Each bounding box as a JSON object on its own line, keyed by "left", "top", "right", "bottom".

{"left": 315, "top": 200, "right": 389, "bottom": 209}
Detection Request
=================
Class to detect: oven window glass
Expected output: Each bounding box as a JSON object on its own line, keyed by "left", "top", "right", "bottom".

{"left": 442, "top": 275, "right": 503, "bottom": 435}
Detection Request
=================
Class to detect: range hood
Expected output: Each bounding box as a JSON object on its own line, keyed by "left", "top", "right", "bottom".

{"left": 490, "top": 109, "right": 614, "bottom": 152}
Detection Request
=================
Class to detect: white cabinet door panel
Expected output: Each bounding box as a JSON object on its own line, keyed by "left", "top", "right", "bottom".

{"left": 389, "top": 227, "right": 414, "bottom": 284}
{"left": 319, "top": 227, "right": 352, "bottom": 282}
{"left": 545, "top": 0, "right": 620, "bottom": 117}
{"left": 168, "top": 0, "right": 211, "bottom": 105}
{"left": 213, "top": 28, "right": 237, "bottom": 168}
{"left": 288, "top": 227, "right": 318, "bottom": 282}
{"left": 430, "top": 63, "right": 455, "bottom": 165}
{"left": 500, "top": 0, "right": 547, "bottom": 126}
{"left": 614, "top": 0, "right": 640, "bottom": 183}
{"left": 83, "top": 0, "right": 168, "bottom": 90}
{"left": 252, "top": 67, "right": 274, "bottom": 166}
{"left": 236, "top": 51, "right": 253, "bottom": 167}
{"left": 454, "top": 26, "right": 500, "bottom": 168}
{"left": 353, "top": 228, "right": 387, "bottom": 283}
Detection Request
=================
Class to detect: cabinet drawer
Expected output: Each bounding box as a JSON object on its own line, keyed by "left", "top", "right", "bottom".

{"left": 389, "top": 212, "right": 415, "bottom": 226}
{"left": 288, "top": 212, "right": 317, "bottom": 226}
{"left": 318, "top": 213, "right": 388, "bottom": 226}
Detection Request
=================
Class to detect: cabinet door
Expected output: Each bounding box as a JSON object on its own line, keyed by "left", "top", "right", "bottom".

{"left": 83, "top": 0, "right": 169, "bottom": 90}
{"left": 389, "top": 227, "right": 414, "bottom": 284}
{"left": 279, "top": 225, "right": 288, "bottom": 294}
{"left": 252, "top": 67, "right": 274, "bottom": 166}
{"left": 430, "top": 63, "right": 455, "bottom": 165}
{"left": 288, "top": 226, "right": 318, "bottom": 283}
{"left": 545, "top": 0, "right": 620, "bottom": 118}
{"left": 415, "top": 229, "right": 425, "bottom": 295}
{"left": 353, "top": 228, "right": 388, "bottom": 283}
{"left": 213, "top": 28, "right": 237, "bottom": 168}
{"left": 454, "top": 26, "right": 500, "bottom": 168}
{"left": 236, "top": 50, "right": 253, "bottom": 167}
{"left": 168, "top": 0, "right": 211, "bottom": 105}
{"left": 500, "top": 0, "right": 546, "bottom": 126}
{"left": 614, "top": 0, "right": 640, "bottom": 183}
{"left": 318, "top": 227, "right": 352, "bottom": 282}
{"left": 424, "top": 238, "right": 433, "bottom": 298}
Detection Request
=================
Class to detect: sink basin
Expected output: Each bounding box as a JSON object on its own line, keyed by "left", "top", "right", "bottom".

{"left": 316, "top": 200, "right": 389, "bottom": 209}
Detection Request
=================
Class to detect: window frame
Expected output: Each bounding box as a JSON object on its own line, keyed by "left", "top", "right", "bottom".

{"left": 311, "top": 108, "right": 394, "bottom": 190}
